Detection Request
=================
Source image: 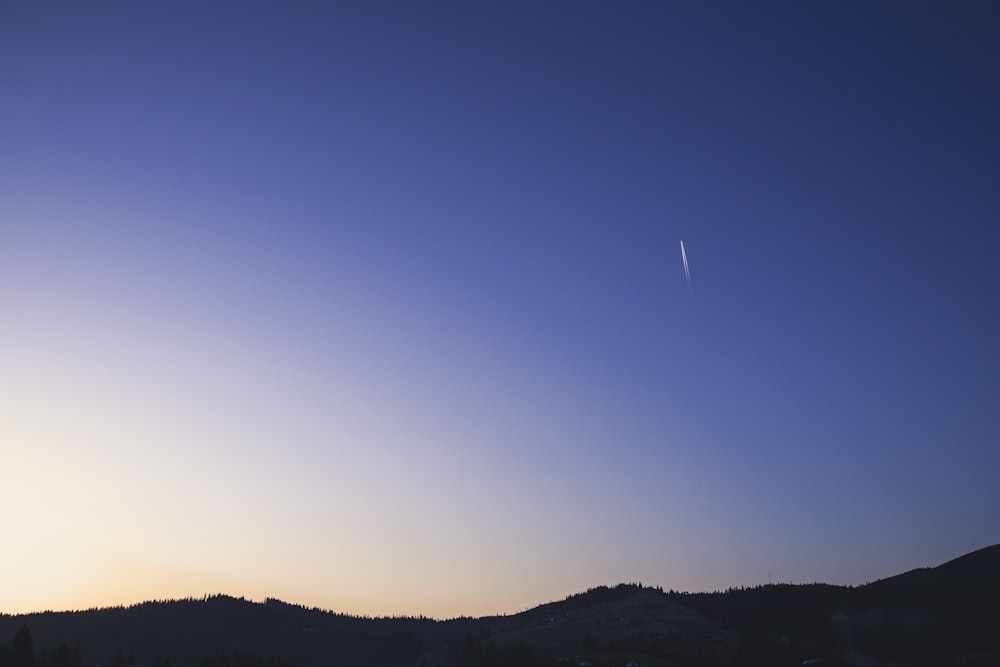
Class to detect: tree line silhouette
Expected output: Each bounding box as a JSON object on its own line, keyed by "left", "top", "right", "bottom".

{"left": 2, "top": 546, "right": 998, "bottom": 667}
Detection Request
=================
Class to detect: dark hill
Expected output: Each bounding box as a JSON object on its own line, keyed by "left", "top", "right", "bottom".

{"left": 481, "top": 585, "right": 736, "bottom": 666}
{"left": 865, "top": 543, "right": 1000, "bottom": 588}
{"left": 670, "top": 545, "right": 1000, "bottom": 667}
{"left": 2, "top": 545, "right": 999, "bottom": 667}
{"left": 0, "top": 596, "right": 441, "bottom": 667}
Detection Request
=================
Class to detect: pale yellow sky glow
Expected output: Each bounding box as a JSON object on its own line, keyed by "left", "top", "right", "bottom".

{"left": 0, "top": 272, "right": 705, "bottom": 618}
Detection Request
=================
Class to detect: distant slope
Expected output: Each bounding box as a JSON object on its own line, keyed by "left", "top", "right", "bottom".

{"left": 482, "top": 585, "right": 736, "bottom": 666}
{"left": 866, "top": 543, "right": 1000, "bottom": 588}
{"left": 850, "top": 543, "right": 1000, "bottom": 665}
{"left": 673, "top": 544, "right": 1000, "bottom": 667}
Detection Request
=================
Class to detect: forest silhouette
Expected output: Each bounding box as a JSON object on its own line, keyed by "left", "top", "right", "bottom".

{"left": 2, "top": 545, "right": 999, "bottom": 667}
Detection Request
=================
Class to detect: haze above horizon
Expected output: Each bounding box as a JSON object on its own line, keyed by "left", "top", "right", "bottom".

{"left": 2, "top": 2, "right": 998, "bottom": 619}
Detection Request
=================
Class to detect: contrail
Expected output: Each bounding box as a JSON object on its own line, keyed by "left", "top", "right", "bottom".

{"left": 680, "top": 239, "right": 692, "bottom": 292}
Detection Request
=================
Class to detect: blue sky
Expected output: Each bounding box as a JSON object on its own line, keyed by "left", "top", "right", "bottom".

{"left": 2, "top": 2, "right": 998, "bottom": 617}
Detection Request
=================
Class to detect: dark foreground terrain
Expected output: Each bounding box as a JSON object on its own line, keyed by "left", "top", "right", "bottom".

{"left": 2, "top": 545, "right": 998, "bottom": 667}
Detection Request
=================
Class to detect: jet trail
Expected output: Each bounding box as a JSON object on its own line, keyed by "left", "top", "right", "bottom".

{"left": 680, "top": 240, "right": 692, "bottom": 292}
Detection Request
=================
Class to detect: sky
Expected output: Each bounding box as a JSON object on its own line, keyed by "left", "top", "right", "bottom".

{"left": 2, "top": 1, "right": 999, "bottom": 619}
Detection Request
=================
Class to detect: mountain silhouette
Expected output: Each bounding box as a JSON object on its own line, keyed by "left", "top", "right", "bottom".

{"left": 1, "top": 545, "right": 998, "bottom": 667}
{"left": 866, "top": 543, "right": 1000, "bottom": 588}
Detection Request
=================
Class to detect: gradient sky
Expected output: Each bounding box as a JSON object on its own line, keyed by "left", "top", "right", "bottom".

{"left": 2, "top": 2, "right": 999, "bottom": 619}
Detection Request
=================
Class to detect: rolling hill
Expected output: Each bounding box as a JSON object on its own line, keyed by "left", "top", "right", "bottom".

{"left": 1, "top": 545, "right": 998, "bottom": 667}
